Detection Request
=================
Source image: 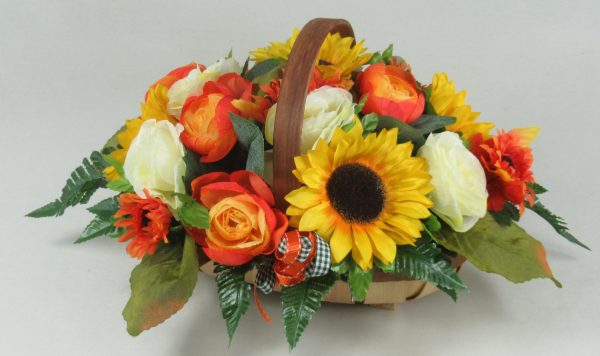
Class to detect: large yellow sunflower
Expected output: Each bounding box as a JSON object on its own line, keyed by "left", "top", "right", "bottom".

{"left": 429, "top": 73, "right": 495, "bottom": 140}
{"left": 250, "top": 29, "right": 372, "bottom": 79}
{"left": 285, "top": 122, "right": 433, "bottom": 270}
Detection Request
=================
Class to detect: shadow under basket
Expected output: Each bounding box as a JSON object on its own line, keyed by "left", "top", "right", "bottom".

{"left": 200, "top": 255, "right": 466, "bottom": 310}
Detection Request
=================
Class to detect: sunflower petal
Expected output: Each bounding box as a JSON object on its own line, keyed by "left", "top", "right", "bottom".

{"left": 366, "top": 226, "right": 396, "bottom": 265}
{"left": 330, "top": 224, "right": 352, "bottom": 263}
{"left": 351, "top": 225, "right": 373, "bottom": 270}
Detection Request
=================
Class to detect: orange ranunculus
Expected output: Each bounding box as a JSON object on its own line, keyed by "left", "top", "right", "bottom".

{"left": 203, "top": 72, "right": 270, "bottom": 123}
{"left": 179, "top": 93, "right": 238, "bottom": 163}
{"left": 114, "top": 190, "right": 172, "bottom": 259}
{"left": 187, "top": 171, "right": 288, "bottom": 266}
{"left": 357, "top": 62, "right": 425, "bottom": 123}
{"left": 470, "top": 128, "right": 539, "bottom": 213}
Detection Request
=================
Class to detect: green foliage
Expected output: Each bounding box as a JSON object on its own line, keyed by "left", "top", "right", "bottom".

{"left": 423, "top": 214, "right": 442, "bottom": 232}
{"left": 360, "top": 113, "right": 379, "bottom": 135}
{"left": 103, "top": 154, "right": 125, "bottom": 177}
{"left": 123, "top": 235, "right": 199, "bottom": 336}
{"left": 423, "top": 85, "right": 437, "bottom": 115}
{"left": 410, "top": 115, "right": 456, "bottom": 136}
{"left": 432, "top": 215, "right": 560, "bottom": 286}
{"left": 368, "top": 44, "right": 394, "bottom": 64}
{"left": 348, "top": 260, "right": 373, "bottom": 302}
{"left": 281, "top": 273, "right": 337, "bottom": 350}
{"left": 229, "top": 113, "right": 265, "bottom": 176}
{"left": 377, "top": 236, "right": 467, "bottom": 301}
{"left": 27, "top": 152, "right": 108, "bottom": 218}
{"left": 527, "top": 201, "right": 589, "bottom": 250}
{"left": 174, "top": 194, "right": 210, "bottom": 230}
{"left": 528, "top": 182, "right": 548, "bottom": 195}
{"left": 244, "top": 58, "right": 283, "bottom": 83}
{"left": 106, "top": 178, "right": 134, "bottom": 193}
{"left": 490, "top": 203, "right": 520, "bottom": 226}
{"left": 75, "top": 196, "right": 122, "bottom": 244}
{"left": 354, "top": 94, "right": 368, "bottom": 115}
{"left": 330, "top": 259, "right": 350, "bottom": 275}
{"left": 376, "top": 115, "right": 426, "bottom": 150}
{"left": 215, "top": 265, "right": 252, "bottom": 343}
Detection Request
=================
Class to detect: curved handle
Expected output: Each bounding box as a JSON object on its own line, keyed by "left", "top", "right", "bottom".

{"left": 272, "top": 18, "right": 355, "bottom": 210}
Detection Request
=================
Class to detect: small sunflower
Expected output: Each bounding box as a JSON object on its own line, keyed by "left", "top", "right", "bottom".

{"left": 285, "top": 122, "right": 433, "bottom": 270}
{"left": 250, "top": 29, "right": 372, "bottom": 80}
{"left": 429, "top": 73, "right": 495, "bottom": 140}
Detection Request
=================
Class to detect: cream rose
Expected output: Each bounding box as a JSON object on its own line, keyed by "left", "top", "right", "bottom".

{"left": 264, "top": 86, "right": 356, "bottom": 153}
{"left": 417, "top": 131, "right": 488, "bottom": 232}
{"left": 167, "top": 57, "right": 242, "bottom": 118}
{"left": 124, "top": 119, "right": 187, "bottom": 209}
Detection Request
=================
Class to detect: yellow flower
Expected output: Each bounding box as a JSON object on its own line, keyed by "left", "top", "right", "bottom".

{"left": 429, "top": 73, "right": 494, "bottom": 140}
{"left": 141, "top": 84, "right": 177, "bottom": 124}
{"left": 285, "top": 121, "right": 433, "bottom": 270}
{"left": 103, "top": 118, "right": 143, "bottom": 181}
{"left": 250, "top": 29, "right": 372, "bottom": 79}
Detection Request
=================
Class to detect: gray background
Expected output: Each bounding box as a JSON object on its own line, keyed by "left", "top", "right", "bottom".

{"left": 1, "top": 1, "right": 598, "bottom": 355}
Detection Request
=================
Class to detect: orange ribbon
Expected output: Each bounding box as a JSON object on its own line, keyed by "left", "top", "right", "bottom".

{"left": 274, "top": 231, "right": 317, "bottom": 287}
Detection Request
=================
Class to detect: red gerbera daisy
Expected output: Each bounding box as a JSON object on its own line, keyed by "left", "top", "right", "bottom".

{"left": 114, "top": 190, "right": 172, "bottom": 259}
{"left": 470, "top": 128, "right": 539, "bottom": 214}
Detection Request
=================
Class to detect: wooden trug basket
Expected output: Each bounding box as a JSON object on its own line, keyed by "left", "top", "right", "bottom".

{"left": 202, "top": 18, "right": 465, "bottom": 309}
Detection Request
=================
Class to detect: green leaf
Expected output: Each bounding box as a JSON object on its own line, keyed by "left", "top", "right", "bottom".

{"left": 123, "top": 235, "right": 199, "bottom": 336}
{"left": 432, "top": 214, "right": 559, "bottom": 286}
{"left": 360, "top": 113, "right": 379, "bottom": 135}
{"left": 376, "top": 115, "right": 426, "bottom": 150}
{"left": 330, "top": 260, "right": 350, "bottom": 275}
{"left": 367, "top": 45, "right": 393, "bottom": 64}
{"left": 106, "top": 178, "right": 134, "bottom": 193}
{"left": 27, "top": 151, "right": 108, "bottom": 218}
{"left": 382, "top": 237, "right": 468, "bottom": 300}
{"left": 528, "top": 201, "right": 589, "bottom": 250}
{"left": 244, "top": 58, "right": 283, "bottom": 83}
{"left": 528, "top": 182, "right": 548, "bottom": 195}
{"left": 87, "top": 196, "right": 120, "bottom": 218}
{"left": 423, "top": 214, "right": 442, "bottom": 232}
{"left": 229, "top": 113, "right": 265, "bottom": 176}
{"left": 215, "top": 265, "right": 252, "bottom": 343}
{"left": 354, "top": 94, "right": 369, "bottom": 114}
{"left": 176, "top": 194, "right": 209, "bottom": 229}
{"left": 103, "top": 154, "right": 125, "bottom": 178}
{"left": 381, "top": 44, "right": 394, "bottom": 61}
{"left": 423, "top": 85, "right": 437, "bottom": 115}
{"left": 348, "top": 260, "right": 373, "bottom": 302}
{"left": 101, "top": 126, "right": 124, "bottom": 155}
{"left": 489, "top": 203, "right": 520, "bottom": 226}
{"left": 282, "top": 273, "right": 337, "bottom": 350}
{"left": 410, "top": 115, "right": 456, "bottom": 136}
{"left": 75, "top": 215, "right": 121, "bottom": 244}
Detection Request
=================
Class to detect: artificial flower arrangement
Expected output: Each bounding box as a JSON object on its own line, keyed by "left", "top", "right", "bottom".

{"left": 29, "top": 18, "right": 587, "bottom": 349}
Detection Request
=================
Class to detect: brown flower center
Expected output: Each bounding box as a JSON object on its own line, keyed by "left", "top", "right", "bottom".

{"left": 326, "top": 163, "right": 386, "bottom": 224}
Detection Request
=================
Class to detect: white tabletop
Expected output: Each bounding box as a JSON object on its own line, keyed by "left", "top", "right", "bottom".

{"left": 1, "top": 1, "right": 598, "bottom": 355}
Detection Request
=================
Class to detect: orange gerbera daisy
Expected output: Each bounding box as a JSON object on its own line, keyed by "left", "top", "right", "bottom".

{"left": 114, "top": 190, "right": 172, "bottom": 259}
{"left": 470, "top": 127, "right": 539, "bottom": 213}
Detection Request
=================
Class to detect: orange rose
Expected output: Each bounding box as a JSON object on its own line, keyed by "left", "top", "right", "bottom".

{"left": 153, "top": 62, "right": 206, "bottom": 90}
{"left": 357, "top": 62, "right": 425, "bottom": 123}
{"left": 179, "top": 92, "right": 238, "bottom": 163}
{"left": 188, "top": 171, "right": 288, "bottom": 266}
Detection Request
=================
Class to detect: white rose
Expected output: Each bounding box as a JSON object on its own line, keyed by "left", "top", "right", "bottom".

{"left": 124, "top": 119, "right": 187, "bottom": 210}
{"left": 417, "top": 131, "right": 488, "bottom": 232}
{"left": 167, "top": 57, "right": 242, "bottom": 118}
{"left": 264, "top": 86, "right": 356, "bottom": 153}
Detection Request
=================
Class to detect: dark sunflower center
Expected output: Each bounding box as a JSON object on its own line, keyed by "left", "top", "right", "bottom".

{"left": 326, "top": 163, "right": 386, "bottom": 224}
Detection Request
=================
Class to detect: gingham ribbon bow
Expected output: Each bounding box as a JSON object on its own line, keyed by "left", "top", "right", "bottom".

{"left": 256, "top": 231, "right": 331, "bottom": 294}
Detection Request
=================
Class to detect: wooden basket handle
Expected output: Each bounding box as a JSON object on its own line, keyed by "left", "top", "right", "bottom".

{"left": 272, "top": 18, "right": 355, "bottom": 210}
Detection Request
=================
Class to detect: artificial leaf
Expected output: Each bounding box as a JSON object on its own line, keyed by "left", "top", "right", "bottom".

{"left": 354, "top": 94, "right": 368, "bottom": 114}
{"left": 281, "top": 273, "right": 336, "bottom": 350}
{"left": 489, "top": 202, "right": 520, "bottom": 226}
{"left": 423, "top": 214, "right": 442, "bottom": 232}
{"left": 528, "top": 201, "right": 589, "bottom": 250}
{"left": 361, "top": 113, "right": 379, "bottom": 135}
{"left": 107, "top": 178, "right": 133, "bottom": 193}
{"left": 376, "top": 115, "right": 426, "bottom": 150}
{"left": 330, "top": 259, "right": 350, "bottom": 275}
{"left": 432, "top": 215, "right": 559, "bottom": 286}
{"left": 87, "top": 196, "right": 120, "bottom": 218}
{"left": 122, "top": 235, "right": 199, "bottom": 336}
{"left": 229, "top": 113, "right": 265, "bottom": 176}
{"left": 244, "top": 58, "right": 283, "bottom": 83}
{"left": 423, "top": 85, "right": 437, "bottom": 115}
{"left": 176, "top": 194, "right": 209, "bottom": 229}
{"left": 27, "top": 152, "right": 108, "bottom": 218}
{"left": 75, "top": 215, "right": 121, "bottom": 244}
{"left": 348, "top": 260, "right": 373, "bottom": 302}
{"left": 527, "top": 182, "right": 548, "bottom": 195}
{"left": 381, "top": 237, "right": 468, "bottom": 300}
{"left": 410, "top": 115, "right": 456, "bottom": 136}
{"left": 215, "top": 265, "right": 252, "bottom": 343}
